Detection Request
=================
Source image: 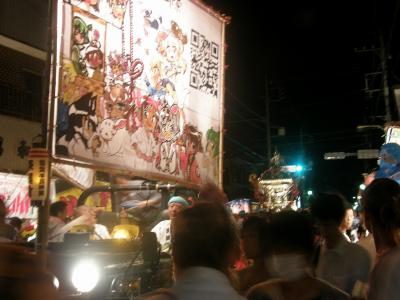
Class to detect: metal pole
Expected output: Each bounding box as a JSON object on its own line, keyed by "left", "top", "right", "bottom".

{"left": 218, "top": 20, "right": 227, "bottom": 189}
{"left": 36, "top": 0, "right": 56, "bottom": 266}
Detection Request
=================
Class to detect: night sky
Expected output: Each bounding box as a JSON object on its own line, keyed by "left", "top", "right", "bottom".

{"left": 204, "top": 0, "right": 400, "bottom": 200}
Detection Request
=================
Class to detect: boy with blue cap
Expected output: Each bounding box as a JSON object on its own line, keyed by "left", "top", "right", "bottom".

{"left": 151, "top": 196, "right": 189, "bottom": 254}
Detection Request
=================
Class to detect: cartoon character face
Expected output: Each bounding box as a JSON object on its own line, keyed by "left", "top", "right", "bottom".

{"left": 106, "top": 101, "right": 126, "bottom": 119}
{"left": 142, "top": 101, "right": 158, "bottom": 132}
{"left": 73, "top": 16, "right": 92, "bottom": 45}
{"left": 74, "top": 30, "right": 86, "bottom": 45}
{"left": 164, "top": 36, "right": 181, "bottom": 62}
{"left": 109, "top": 84, "right": 125, "bottom": 100}
{"left": 105, "top": 85, "right": 128, "bottom": 119}
{"left": 85, "top": 46, "right": 103, "bottom": 69}
{"left": 99, "top": 119, "right": 116, "bottom": 141}
{"left": 108, "top": 0, "right": 126, "bottom": 21}
{"left": 108, "top": 51, "right": 128, "bottom": 78}
{"left": 150, "top": 60, "right": 162, "bottom": 85}
{"left": 63, "top": 92, "right": 97, "bottom": 151}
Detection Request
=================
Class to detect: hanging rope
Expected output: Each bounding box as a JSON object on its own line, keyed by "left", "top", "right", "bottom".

{"left": 128, "top": 0, "right": 144, "bottom": 85}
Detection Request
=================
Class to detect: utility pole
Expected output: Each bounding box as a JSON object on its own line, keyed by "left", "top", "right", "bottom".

{"left": 265, "top": 74, "right": 272, "bottom": 161}
{"left": 381, "top": 35, "right": 391, "bottom": 122}
{"left": 355, "top": 33, "right": 391, "bottom": 122}
{"left": 34, "top": 0, "right": 56, "bottom": 266}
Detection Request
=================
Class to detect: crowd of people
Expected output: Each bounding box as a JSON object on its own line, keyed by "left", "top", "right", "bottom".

{"left": 1, "top": 178, "right": 400, "bottom": 299}
{"left": 142, "top": 179, "right": 400, "bottom": 300}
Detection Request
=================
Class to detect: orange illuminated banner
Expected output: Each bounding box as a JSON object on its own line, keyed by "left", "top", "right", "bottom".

{"left": 52, "top": 0, "right": 228, "bottom": 187}
{"left": 28, "top": 148, "right": 50, "bottom": 203}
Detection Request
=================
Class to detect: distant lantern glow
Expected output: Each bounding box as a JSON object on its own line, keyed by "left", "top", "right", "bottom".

{"left": 359, "top": 184, "right": 366, "bottom": 191}
{"left": 307, "top": 190, "right": 313, "bottom": 196}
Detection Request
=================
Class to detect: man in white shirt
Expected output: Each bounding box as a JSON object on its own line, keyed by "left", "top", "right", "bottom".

{"left": 311, "top": 192, "right": 371, "bottom": 294}
{"left": 151, "top": 196, "right": 189, "bottom": 254}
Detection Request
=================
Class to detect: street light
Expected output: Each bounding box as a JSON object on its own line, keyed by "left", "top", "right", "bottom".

{"left": 324, "top": 150, "right": 378, "bottom": 160}
{"left": 295, "top": 165, "right": 303, "bottom": 172}
{"left": 356, "top": 125, "right": 385, "bottom": 132}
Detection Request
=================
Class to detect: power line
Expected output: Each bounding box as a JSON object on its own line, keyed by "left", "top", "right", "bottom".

{"left": 224, "top": 135, "right": 267, "bottom": 161}
{"left": 228, "top": 110, "right": 266, "bottom": 132}
{"left": 226, "top": 118, "right": 266, "bottom": 124}
{"left": 226, "top": 89, "right": 265, "bottom": 121}
{"left": 273, "top": 133, "right": 379, "bottom": 147}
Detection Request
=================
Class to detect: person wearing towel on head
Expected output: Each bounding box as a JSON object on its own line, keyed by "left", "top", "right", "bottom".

{"left": 151, "top": 195, "right": 190, "bottom": 254}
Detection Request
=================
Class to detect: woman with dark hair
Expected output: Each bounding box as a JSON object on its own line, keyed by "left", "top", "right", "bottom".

{"left": 361, "top": 178, "right": 400, "bottom": 299}
{"left": 246, "top": 211, "right": 349, "bottom": 300}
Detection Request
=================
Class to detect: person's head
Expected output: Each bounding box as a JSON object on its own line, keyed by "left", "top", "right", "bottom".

{"left": 172, "top": 201, "right": 240, "bottom": 276}
{"left": 310, "top": 192, "right": 347, "bottom": 237}
{"left": 361, "top": 178, "right": 400, "bottom": 237}
{"left": 198, "top": 182, "right": 228, "bottom": 205}
{"left": 340, "top": 204, "right": 354, "bottom": 232}
{"left": 270, "top": 211, "right": 314, "bottom": 258}
{"left": 74, "top": 205, "right": 99, "bottom": 226}
{"left": 268, "top": 211, "right": 314, "bottom": 280}
{"left": 167, "top": 196, "right": 189, "bottom": 220}
{"left": 49, "top": 201, "right": 67, "bottom": 221}
{"left": 9, "top": 217, "right": 23, "bottom": 231}
{"left": 240, "top": 216, "right": 270, "bottom": 260}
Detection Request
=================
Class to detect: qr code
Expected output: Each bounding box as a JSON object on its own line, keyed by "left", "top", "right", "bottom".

{"left": 190, "top": 29, "right": 219, "bottom": 97}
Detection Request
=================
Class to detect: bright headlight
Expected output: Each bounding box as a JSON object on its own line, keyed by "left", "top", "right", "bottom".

{"left": 71, "top": 259, "right": 100, "bottom": 293}
{"left": 111, "top": 225, "right": 139, "bottom": 240}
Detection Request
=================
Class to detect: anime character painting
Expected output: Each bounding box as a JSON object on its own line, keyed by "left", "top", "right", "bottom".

{"left": 56, "top": 0, "right": 224, "bottom": 185}
{"left": 71, "top": 16, "right": 92, "bottom": 76}
{"left": 157, "top": 101, "right": 179, "bottom": 174}
{"left": 178, "top": 124, "right": 202, "bottom": 184}
{"left": 71, "top": 14, "right": 105, "bottom": 80}
{"left": 57, "top": 92, "right": 98, "bottom": 157}
{"left": 130, "top": 98, "right": 159, "bottom": 169}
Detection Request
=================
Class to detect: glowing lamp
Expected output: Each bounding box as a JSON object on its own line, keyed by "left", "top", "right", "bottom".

{"left": 28, "top": 148, "right": 49, "bottom": 206}
{"left": 111, "top": 225, "right": 139, "bottom": 240}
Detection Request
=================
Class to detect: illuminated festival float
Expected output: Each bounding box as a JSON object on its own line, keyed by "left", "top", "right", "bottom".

{"left": 249, "top": 152, "right": 301, "bottom": 212}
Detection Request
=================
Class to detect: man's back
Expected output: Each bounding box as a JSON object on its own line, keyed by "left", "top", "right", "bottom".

{"left": 171, "top": 267, "right": 245, "bottom": 300}
{"left": 316, "top": 236, "right": 371, "bottom": 294}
